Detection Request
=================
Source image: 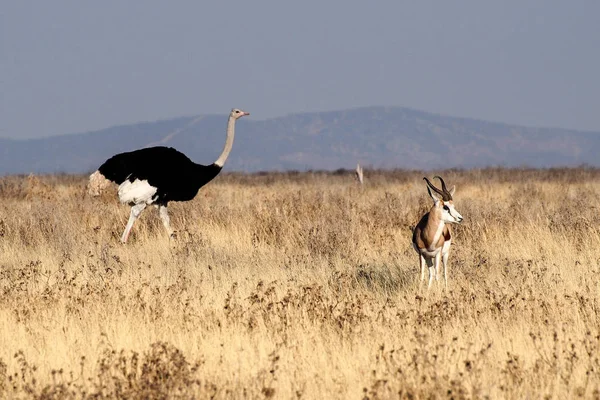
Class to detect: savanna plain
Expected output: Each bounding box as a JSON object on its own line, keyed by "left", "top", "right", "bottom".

{"left": 0, "top": 168, "right": 599, "bottom": 399}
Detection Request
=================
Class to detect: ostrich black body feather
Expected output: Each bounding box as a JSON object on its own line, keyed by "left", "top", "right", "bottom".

{"left": 98, "top": 146, "right": 222, "bottom": 204}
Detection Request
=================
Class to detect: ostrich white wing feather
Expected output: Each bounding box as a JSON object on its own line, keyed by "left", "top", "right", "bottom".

{"left": 118, "top": 179, "right": 158, "bottom": 204}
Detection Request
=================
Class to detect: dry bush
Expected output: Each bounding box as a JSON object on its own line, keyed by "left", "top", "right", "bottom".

{"left": 0, "top": 168, "right": 599, "bottom": 399}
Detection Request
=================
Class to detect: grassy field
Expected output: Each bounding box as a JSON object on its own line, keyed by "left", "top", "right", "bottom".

{"left": 0, "top": 168, "right": 599, "bottom": 399}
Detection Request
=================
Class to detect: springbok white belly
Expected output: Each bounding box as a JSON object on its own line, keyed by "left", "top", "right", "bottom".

{"left": 415, "top": 245, "right": 442, "bottom": 258}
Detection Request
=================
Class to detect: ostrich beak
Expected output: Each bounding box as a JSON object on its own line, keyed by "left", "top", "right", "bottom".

{"left": 242, "top": 112, "right": 250, "bottom": 116}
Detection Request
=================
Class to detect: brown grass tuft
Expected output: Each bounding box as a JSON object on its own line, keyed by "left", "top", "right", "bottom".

{"left": 0, "top": 168, "right": 599, "bottom": 399}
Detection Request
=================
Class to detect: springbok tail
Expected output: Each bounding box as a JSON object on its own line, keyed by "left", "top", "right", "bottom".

{"left": 88, "top": 170, "right": 111, "bottom": 196}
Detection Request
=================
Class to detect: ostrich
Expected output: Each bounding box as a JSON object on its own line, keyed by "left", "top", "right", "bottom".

{"left": 88, "top": 108, "right": 249, "bottom": 243}
{"left": 355, "top": 163, "right": 364, "bottom": 185}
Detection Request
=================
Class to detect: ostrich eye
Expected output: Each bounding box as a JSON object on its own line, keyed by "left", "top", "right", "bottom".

{"left": 235, "top": 110, "right": 240, "bottom": 113}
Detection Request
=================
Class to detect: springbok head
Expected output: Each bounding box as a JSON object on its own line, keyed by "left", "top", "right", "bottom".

{"left": 423, "top": 176, "right": 463, "bottom": 224}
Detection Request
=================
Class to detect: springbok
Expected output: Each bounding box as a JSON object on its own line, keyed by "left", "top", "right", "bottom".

{"left": 412, "top": 176, "right": 463, "bottom": 288}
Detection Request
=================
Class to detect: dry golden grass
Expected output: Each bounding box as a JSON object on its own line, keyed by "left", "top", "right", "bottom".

{"left": 0, "top": 168, "right": 599, "bottom": 399}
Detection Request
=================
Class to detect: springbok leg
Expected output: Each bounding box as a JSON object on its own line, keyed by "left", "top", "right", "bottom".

{"left": 442, "top": 245, "right": 450, "bottom": 289}
{"left": 419, "top": 254, "right": 426, "bottom": 285}
{"left": 426, "top": 257, "right": 435, "bottom": 289}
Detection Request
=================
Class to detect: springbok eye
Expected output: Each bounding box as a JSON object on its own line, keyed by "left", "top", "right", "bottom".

{"left": 443, "top": 205, "right": 450, "bottom": 211}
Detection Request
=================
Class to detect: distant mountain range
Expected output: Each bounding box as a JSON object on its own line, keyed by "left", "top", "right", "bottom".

{"left": 1, "top": 106, "right": 599, "bottom": 175}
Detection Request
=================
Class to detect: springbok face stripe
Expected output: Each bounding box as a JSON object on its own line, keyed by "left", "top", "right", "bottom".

{"left": 440, "top": 201, "right": 463, "bottom": 223}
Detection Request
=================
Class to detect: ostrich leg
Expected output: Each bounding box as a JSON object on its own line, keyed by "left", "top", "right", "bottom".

{"left": 158, "top": 204, "right": 175, "bottom": 238}
{"left": 121, "top": 203, "right": 147, "bottom": 243}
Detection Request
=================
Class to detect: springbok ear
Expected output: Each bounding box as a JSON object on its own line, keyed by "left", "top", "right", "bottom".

{"left": 427, "top": 186, "right": 442, "bottom": 203}
{"left": 449, "top": 185, "right": 456, "bottom": 196}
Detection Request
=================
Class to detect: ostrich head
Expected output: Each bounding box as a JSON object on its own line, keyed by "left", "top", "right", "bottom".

{"left": 231, "top": 108, "right": 250, "bottom": 119}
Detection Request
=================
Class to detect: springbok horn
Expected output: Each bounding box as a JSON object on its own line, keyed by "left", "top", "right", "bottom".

{"left": 423, "top": 177, "right": 447, "bottom": 200}
{"left": 433, "top": 176, "right": 452, "bottom": 200}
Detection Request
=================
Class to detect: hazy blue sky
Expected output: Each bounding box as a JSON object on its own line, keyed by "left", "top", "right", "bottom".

{"left": 2, "top": 1, "right": 599, "bottom": 138}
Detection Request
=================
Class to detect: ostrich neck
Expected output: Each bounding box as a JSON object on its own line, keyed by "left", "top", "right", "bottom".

{"left": 214, "top": 116, "right": 236, "bottom": 167}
